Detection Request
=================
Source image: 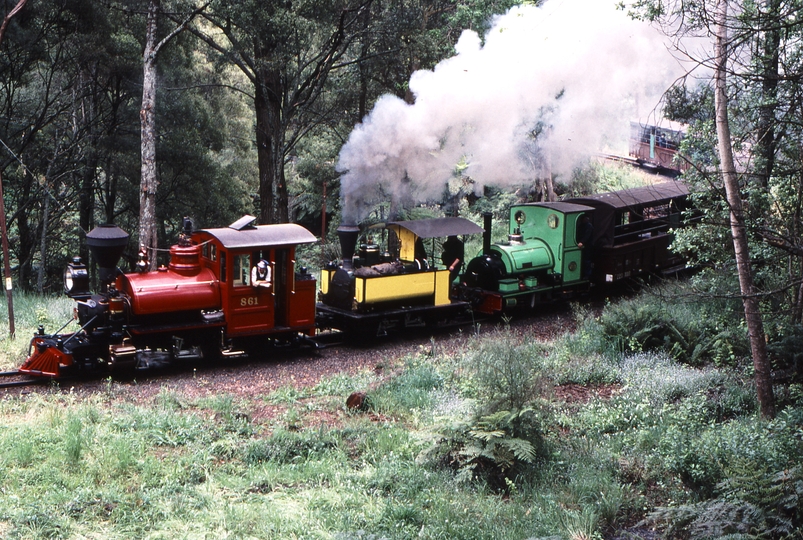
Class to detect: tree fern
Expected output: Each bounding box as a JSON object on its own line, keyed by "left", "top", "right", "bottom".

{"left": 417, "top": 408, "right": 544, "bottom": 491}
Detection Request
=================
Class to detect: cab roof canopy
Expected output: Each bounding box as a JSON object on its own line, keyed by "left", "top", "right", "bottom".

{"left": 384, "top": 217, "right": 483, "bottom": 239}
{"left": 199, "top": 216, "right": 317, "bottom": 249}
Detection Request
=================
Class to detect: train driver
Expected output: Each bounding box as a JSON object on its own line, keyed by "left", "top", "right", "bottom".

{"left": 576, "top": 215, "right": 594, "bottom": 280}
{"left": 251, "top": 259, "right": 272, "bottom": 287}
{"left": 442, "top": 235, "right": 464, "bottom": 283}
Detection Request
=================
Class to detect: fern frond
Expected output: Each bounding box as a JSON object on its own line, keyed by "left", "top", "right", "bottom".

{"left": 497, "top": 438, "right": 537, "bottom": 463}
{"left": 468, "top": 429, "right": 506, "bottom": 441}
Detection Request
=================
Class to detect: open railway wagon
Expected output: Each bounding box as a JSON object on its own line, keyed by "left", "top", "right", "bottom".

{"left": 458, "top": 181, "right": 691, "bottom": 315}
{"left": 317, "top": 217, "right": 484, "bottom": 335}
{"left": 629, "top": 122, "right": 690, "bottom": 176}
{"left": 20, "top": 215, "right": 318, "bottom": 378}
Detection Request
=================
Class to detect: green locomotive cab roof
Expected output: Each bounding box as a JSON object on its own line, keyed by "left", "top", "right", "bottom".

{"left": 515, "top": 201, "right": 594, "bottom": 214}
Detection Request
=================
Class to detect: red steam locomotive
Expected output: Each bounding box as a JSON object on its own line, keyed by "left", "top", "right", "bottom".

{"left": 21, "top": 216, "right": 317, "bottom": 377}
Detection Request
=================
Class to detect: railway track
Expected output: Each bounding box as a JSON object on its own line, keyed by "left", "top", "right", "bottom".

{"left": 0, "top": 370, "right": 52, "bottom": 390}
{"left": 0, "top": 304, "right": 584, "bottom": 395}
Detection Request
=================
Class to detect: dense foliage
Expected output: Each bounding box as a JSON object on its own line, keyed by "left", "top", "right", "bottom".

{"left": 0, "top": 0, "right": 518, "bottom": 292}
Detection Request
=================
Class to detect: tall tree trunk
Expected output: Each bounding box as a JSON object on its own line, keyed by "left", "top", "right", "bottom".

{"left": 37, "top": 188, "right": 49, "bottom": 293}
{"left": 795, "top": 257, "right": 803, "bottom": 324}
{"left": 254, "top": 57, "right": 287, "bottom": 224}
{"left": 37, "top": 143, "right": 57, "bottom": 293}
{"left": 138, "top": 1, "right": 203, "bottom": 260}
{"left": 755, "top": 0, "right": 780, "bottom": 190}
{"left": 77, "top": 67, "right": 98, "bottom": 269}
{"left": 794, "top": 148, "right": 803, "bottom": 324}
{"left": 140, "top": 0, "right": 160, "bottom": 269}
{"left": 276, "top": 154, "right": 289, "bottom": 222}
{"left": 255, "top": 82, "right": 276, "bottom": 224}
{"left": 0, "top": 171, "right": 14, "bottom": 337}
{"left": 17, "top": 169, "right": 34, "bottom": 290}
{"left": 714, "top": 0, "right": 776, "bottom": 419}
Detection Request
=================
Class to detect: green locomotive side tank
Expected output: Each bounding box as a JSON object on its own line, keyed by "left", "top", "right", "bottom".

{"left": 464, "top": 202, "right": 594, "bottom": 298}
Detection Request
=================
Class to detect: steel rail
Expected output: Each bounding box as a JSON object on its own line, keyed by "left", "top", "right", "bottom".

{"left": 0, "top": 370, "right": 50, "bottom": 389}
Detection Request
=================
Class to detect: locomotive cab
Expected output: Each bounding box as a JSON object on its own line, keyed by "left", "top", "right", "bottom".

{"left": 192, "top": 216, "right": 318, "bottom": 342}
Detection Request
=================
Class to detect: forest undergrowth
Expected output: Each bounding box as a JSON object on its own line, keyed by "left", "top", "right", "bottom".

{"left": 0, "top": 284, "right": 801, "bottom": 539}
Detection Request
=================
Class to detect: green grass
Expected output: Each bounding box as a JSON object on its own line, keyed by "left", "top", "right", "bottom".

{"left": 0, "top": 290, "right": 801, "bottom": 539}
{"left": 0, "top": 292, "right": 78, "bottom": 370}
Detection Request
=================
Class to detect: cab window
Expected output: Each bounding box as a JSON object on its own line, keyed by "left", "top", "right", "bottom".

{"left": 234, "top": 253, "right": 251, "bottom": 286}
{"left": 202, "top": 242, "right": 217, "bottom": 262}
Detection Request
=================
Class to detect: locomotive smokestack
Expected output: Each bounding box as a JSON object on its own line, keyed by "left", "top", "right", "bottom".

{"left": 86, "top": 224, "right": 129, "bottom": 290}
{"left": 483, "top": 213, "right": 492, "bottom": 255}
{"left": 337, "top": 224, "right": 360, "bottom": 271}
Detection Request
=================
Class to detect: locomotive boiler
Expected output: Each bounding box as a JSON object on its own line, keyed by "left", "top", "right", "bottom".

{"left": 20, "top": 216, "right": 317, "bottom": 377}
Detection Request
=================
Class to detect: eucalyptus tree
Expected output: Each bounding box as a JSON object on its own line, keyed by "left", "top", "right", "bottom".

{"left": 190, "top": 0, "right": 519, "bottom": 225}
{"left": 625, "top": 0, "right": 803, "bottom": 417}
{"left": 135, "top": 0, "right": 207, "bottom": 268}
{"left": 0, "top": 0, "right": 251, "bottom": 290}
{"left": 349, "top": 0, "right": 520, "bottom": 113}
{"left": 284, "top": 0, "right": 521, "bottom": 230}
{"left": 713, "top": 0, "right": 774, "bottom": 418}
{"left": 0, "top": 0, "right": 136, "bottom": 291}
{"left": 111, "top": 0, "right": 256, "bottom": 262}
{"left": 185, "top": 0, "right": 372, "bottom": 225}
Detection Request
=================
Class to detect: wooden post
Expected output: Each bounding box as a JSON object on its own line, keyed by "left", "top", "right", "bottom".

{"left": 0, "top": 171, "right": 14, "bottom": 338}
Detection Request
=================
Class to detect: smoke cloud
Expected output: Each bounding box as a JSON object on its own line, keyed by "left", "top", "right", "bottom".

{"left": 337, "top": 0, "right": 687, "bottom": 224}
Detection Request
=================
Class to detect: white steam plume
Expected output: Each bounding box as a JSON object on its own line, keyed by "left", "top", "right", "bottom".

{"left": 337, "top": 0, "right": 687, "bottom": 224}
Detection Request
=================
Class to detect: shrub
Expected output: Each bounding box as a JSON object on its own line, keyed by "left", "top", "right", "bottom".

{"left": 591, "top": 285, "right": 749, "bottom": 366}
{"left": 767, "top": 324, "right": 803, "bottom": 375}
{"left": 647, "top": 464, "right": 803, "bottom": 539}
{"left": 653, "top": 406, "right": 803, "bottom": 500}
{"left": 462, "top": 334, "right": 549, "bottom": 414}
